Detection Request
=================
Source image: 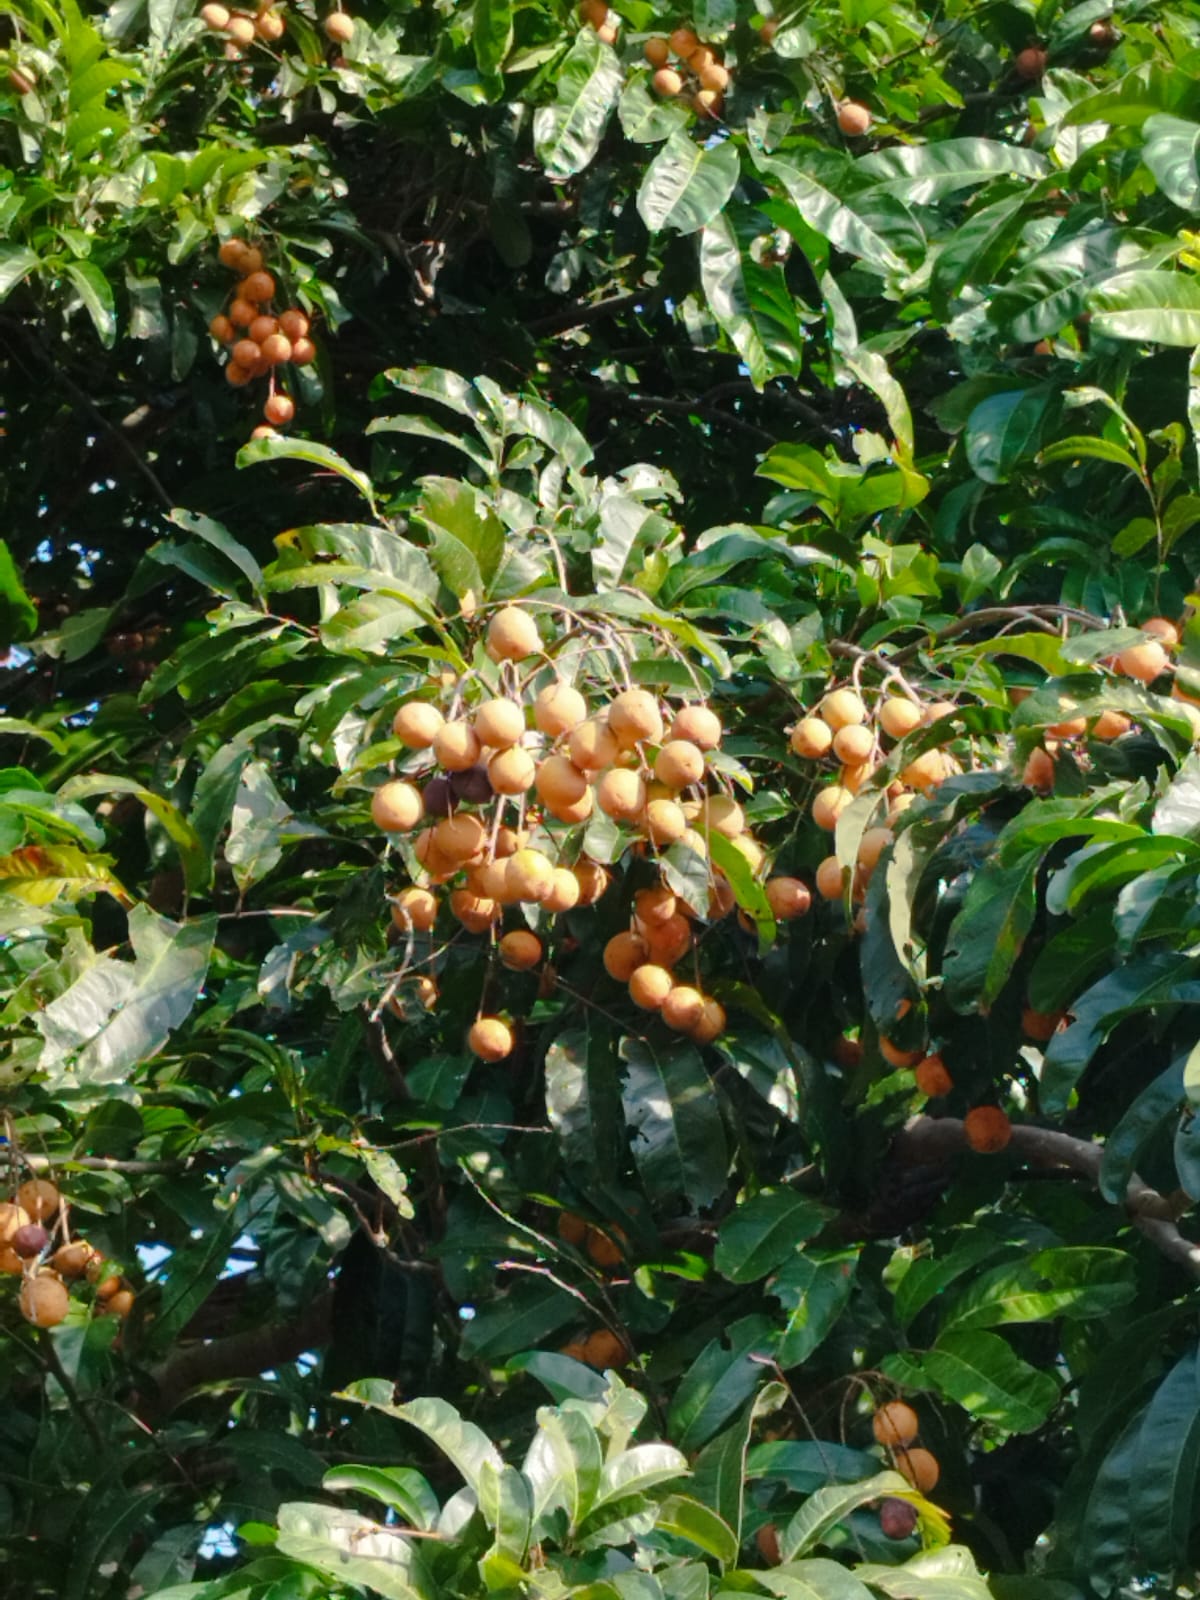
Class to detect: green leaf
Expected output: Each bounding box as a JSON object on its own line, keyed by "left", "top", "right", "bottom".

{"left": 758, "top": 156, "right": 908, "bottom": 275}
{"left": 939, "top": 1249, "right": 1135, "bottom": 1332}
{"left": 459, "top": 1279, "right": 579, "bottom": 1361}
{"left": 779, "top": 1471, "right": 918, "bottom": 1561}
{"left": 942, "top": 840, "right": 1041, "bottom": 1012}
{"left": 699, "top": 211, "right": 804, "bottom": 389}
{"left": 691, "top": 1385, "right": 788, "bottom": 1541}
{"left": 708, "top": 830, "right": 775, "bottom": 951}
{"left": 0, "top": 842, "right": 126, "bottom": 907}
{"left": 64, "top": 260, "right": 116, "bottom": 347}
{"left": 1142, "top": 115, "right": 1200, "bottom": 210}
{"left": 414, "top": 476, "right": 505, "bottom": 602}
{"left": 667, "top": 1316, "right": 779, "bottom": 1452}
{"left": 340, "top": 1390, "right": 504, "bottom": 1501}
{"left": 855, "top": 138, "right": 1048, "bottom": 202}
{"left": 619, "top": 70, "right": 691, "bottom": 144}
{"left": 167, "top": 509, "right": 265, "bottom": 596}
{"left": 0, "top": 245, "right": 38, "bottom": 302}
{"left": 589, "top": 1442, "right": 689, "bottom": 1514}
{"left": 0, "top": 539, "right": 38, "bottom": 645}
{"left": 655, "top": 1496, "right": 738, "bottom": 1566}
{"left": 275, "top": 1502, "right": 431, "bottom": 1600}
{"left": 1039, "top": 436, "right": 1143, "bottom": 475}
{"left": 238, "top": 436, "right": 378, "bottom": 512}
{"left": 36, "top": 907, "right": 216, "bottom": 1087}
{"left": 533, "top": 30, "right": 623, "bottom": 181}
{"left": 321, "top": 1466, "right": 440, "bottom": 1530}
{"left": 619, "top": 1037, "right": 729, "bottom": 1209}
{"left": 531, "top": 1407, "right": 603, "bottom": 1527}
{"left": 894, "top": 1330, "right": 1059, "bottom": 1432}
{"left": 713, "top": 1189, "right": 830, "bottom": 1283}
{"left": 638, "top": 132, "right": 741, "bottom": 237}
{"left": 544, "top": 1022, "right": 623, "bottom": 1180}
{"left": 59, "top": 774, "right": 209, "bottom": 893}
{"left": 770, "top": 1248, "right": 858, "bottom": 1367}
{"left": 1089, "top": 270, "right": 1200, "bottom": 346}
{"left": 1099, "top": 1054, "right": 1187, "bottom": 1203}
{"left": 746, "top": 1440, "right": 881, "bottom": 1492}
{"left": 855, "top": 1545, "right": 995, "bottom": 1598}
{"left": 1126, "top": 1345, "right": 1200, "bottom": 1572}
{"left": 472, "top": 0, "right": 512, "bottom": 76}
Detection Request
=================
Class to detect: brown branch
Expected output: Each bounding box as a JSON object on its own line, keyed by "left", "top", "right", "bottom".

{"left": 894, "top": 1116, "right": 1200, "bottom": 1281}
{"left": 526, "top": 292, "right": 644, "bottom": 336}
{"left": 144, "top": 1289, "right": 335, "bottom": 1413}
{"left": 887, "top": 604, "right": 1106, "bottom": 665}
{"left": 25, "top": 1154, "right": 186, "bottom": 1175}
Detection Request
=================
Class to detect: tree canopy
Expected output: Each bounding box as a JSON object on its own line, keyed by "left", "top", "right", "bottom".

{"left": 3, "top": 0, "right": 1200, "bottom": 1597}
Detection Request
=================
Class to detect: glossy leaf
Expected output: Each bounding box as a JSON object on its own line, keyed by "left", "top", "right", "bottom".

{"left": 638, "top": 132, "right": 741, "bottom": 237}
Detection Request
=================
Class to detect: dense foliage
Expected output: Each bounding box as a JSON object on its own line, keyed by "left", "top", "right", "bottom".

{"left": 3, "top": 0, "right": 1200, "bottom": 1597}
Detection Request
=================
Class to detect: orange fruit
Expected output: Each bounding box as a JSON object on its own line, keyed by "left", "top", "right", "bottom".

{"left": 324, "top": 9, "right": 354, "bottom": 41}
{"left": 371, "top": 780, "right": 423, "bottom": 833}
{"left": 20, "top": 1274, "right": 69, "bottom": 1328}
{"left": 879, "top": 1037, "right": 923, "bottom": 1069}
{"left": 261, "top": 332, "right": 292, "bottom": 366}
{"left": 392, "top": 701, "right": 444, "bottom": 748}
{"left": 765, "top": 877, "right": 811, "bottom": 920}
{"left": 872, "top": 1400, "right": 919, "bottom": 1447}
{"left": 487, "top": 606, "right": 540, "bottom": 661}
{"left": 1092, "top": 709, "right": 1131, "bottom": 740}
{"left": 857, "top": 827, "right": 893, "bottom": 874}
{"left": 240, "top": 270, "right": 275, "bottom": 303}
{"left": 218, "top": 237, "right": 248, "bottom": 268}
{"left": 568, "top": 720, "right": 619, "bottom": 771}
{"left": 279, "top": 308, "right": 310, "bottom": 341}
{"left": 670, "top": 704, "right": 722, "bottom": 749}
{"left": 433, "top": 813, "right": 486, "bottom": 865}
{"left": 833, "top": 724, "right": 874, "bottom": 765}
{"left": 628, "top": 964, "right": 674, "bottom": 1010}
{"left": 506, "top": 848, "right": 555, "bottom": 903}
{"left": 654, "top": 740, "right": 705, "bottom": 789}
{"left": 391, "top": 887, "right": 437, "bottom": 932}
{"left": 500, "top": 930, "right": 542, "bottom": 970}
{"left": 914, "top": 1055, "right": 953, "bottom": 1097}
{"left": 468, "top": 1017, "right": 514, "bottom": 1062}
{"left": 1014, "top": 45, "right": 1047, "bottom": 78}
{"left": 573, "top": 860, "right": 610, "bottom": 905}
{"left": 644, "top": 36, "right": 670, "bottom": 66}
{"left": 1022, "top": 748, "right": 1056, "bottom": 792}
{"left": 604, "top": 931, "right": 648, "bottom": 981}
{"left": 644, "top": 914, "right": 691, "bottom": 967}
{"left": 558, "top": 1211, "right": 588, "bottom": 1245}
{"left": 608, "top": 689, "right": 664, "bottom": 749}
{"left": 488, "top": 746, "right": 536, "bottom": 795}
{"left": 837, "top": 100, "right": 872, "bottom": 135}
{"left": 668, "top": 26, "right": 698, "bottom": 54}
{"left": 790, "top": 717, "right": 833, "bottom": 758}
{"left": 1117, "top": 640, "right": 1168, "bottom": 683}
{"left": 228, "top": 296, "right": 256, "bottom": 327}
{"left": 534, "top": 682, "right": 588, "bottom": 737}
{"left": 263, "top": 392, "right": 294, "bottom": 425}
{"left": 433, "top": 720, "right": 482, "bottom": 772}
{"left": 581, "top": 1328, "right": 629, "bottom": 1368}
{"left": 52, "top": 1242, "right": 95, "bottom": 1279}
{"left": 597, "top": 768, "right": 646, "bottom": 823}
{"left": 289, "top": 336, "right": 317, "bottom": 366}
{"left": 644, "top": 798, "right": 687, "bottom": 846}
{"left": 878, "top": 698, "right": 923, "bottom": 738}
{"left": 1022, "top": 1006, "right": 1064, "bottom": 1041}
{"left": 586, "top": 1228, "right": 624, "bottom": 1269}
{"left": 815, "top": 856, "right": 844, "bottom": 901}
{"left": 209, "top": 314, "right": 235, "bottom": 344}
{"left": 964, "top": 1106, "right": 1012, "bottom": 1154}
{"left": 536, "top": 755, "right": 589, "bottom": 809}
{"left": 16, "top": 1181, "right": 59, "bottom": 1222}
{"left": 688, "top": 997, "right": 726, "bottom": 1044}
{"left": 0, "top": 1203, "right": 31, "bottom": 1243}
{"left": 662, "top": 985, "right": 705, "bottom": 1032}
{"left": 474, "top": 697, "right": 525, "bottom": 748}
{"left": 756, "top": 1524, "right": 781, "bottom": 1566}
{"left": 821, "top": 689, "right": 866, "bottom": 730}
{"left": 894, "top": 1448, "right": 939, "bottom": 1493}
{"left": 1142, "top": 616, "right": 1180, "bottom": 648}
{"left": 812, "top": 786, "right": 853, "bottom": 831}
{"left": 634, "top": 885, "right": 676, "bottom": 927}
{"left": 542, "top": 867, "right": 582, "bottom": 913}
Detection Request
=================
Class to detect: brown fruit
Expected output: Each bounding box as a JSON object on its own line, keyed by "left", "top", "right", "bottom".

{"left": 248, "top": 314, "right": 277, "bottom": 344}
{"left": 1022, "top": 747, "right": 1056, "bottom": 793}
{"left": 837, "top": 100, "right": 872, "bottom": 135}
{"left": 450, "top": 888, "right": 499, "bottom": 932}
{"left": 872, "top": 1400, "right": 920, "bottom": 1447}
{"left": 232, "top": 337, "right": 261, "bottom": 368}
{"left": 880, "top": 1498, "right": 919, "bottom": 1540}
{"left": 574, "top": 860, "right": 610, "bottom": 905}
{"left": 227, "top": 14, "right": 255, "bottom": 44}
{"left": 822, "top": 689, "right": 866, "bottom": 730}
{"left": 500, "top": 930, "right": 542, "bottom": 970}
{"left": 474, "top": 697, "right": 525, "bottom": 748}
{"left": 20, "top": 1274, "right": 70, "bottom": 1328}
{"left": 324, "top": 10, "right": 354, "bottom": 41}
{"left": 391, "top": 887, "right": 437, "bottom": 932}
{"left": 240, "top": 270, "right": 275, "bottom": 303}
{"left": 12, "top": 1223, "right": 49, "bottom": 1258}
{"left": 238, "top": 247, "right": 263, "bottom": 274}
{"left": 879, "top": 1036, "right": 923, "bottom": 1069}
{"left": 791, "top": 717, "right": 833, "bottom": 758}
{"left": 662, "top": 985, "right": 705, "bottom": 1033}
{"left": 578, "top": 0, "right": 608, "bottom": 22}
{"left": 894, "top": 1447, "right": 940, "bottom": 1493}
{"left": 833, "top": 724, "right": 874, "bottom": 765}
{"left": 688, "top": 996, "right": 726, "bottom": 1044}
{"left": 279, "top": 308, "right": 310, "bottom": 341}
{"left": 668, "top": 26, "right": 698, "bottom": 55}
{"left": 671, "top": 704, "right": 722, "bottom": 749}
{"left": 857, "top": 827, "right": 894, "bottom": 874}
{"left": 812, "top": 785, "right": 854, "bottom": 831}
{"left": 1048, "top": 715, "right": 1086, "bottom": 738}
{"left": 433, "top": 813, "right": 487, "bottom": 865}
{"left": 96, "top": 1274, "right": 122, "bottom": 1300}
{"left": 560, "top": 1340, "right": 589, "bottom": 1361}
{"left": 644, "top": 798, "right": 687, "bottom": 846}
{"left": 103, "top": 1288, "right": 135, "bottom": 1318}
{"left": 1023, "top": 1006, "right": 1064, "bottom": 1041}
{"left": 699, "top": 61, "right": 729, "bottom": 91}
{"left": 1014, "top": 45, "right": 1047, "bottom": 78}
{"left": 644, "top": 914, "right": 692, "bottom": 967}
{"left": 52, "top": 1242, "right": 95, "bottom": 1280}
{"left": 255, "top": 7, "right": 285, "bottom": 38}
{"left": 652, "top": 65, "right": 684, "bottom": 94}
{"left": 0, "top": 1202, "right": 31, "bottom": 1243}
{"left": 506, "top": 848, "right": 555, "bottom": 903}
{"left": 634, "top": 885, "right": 676, "bottom": 927}
{"left": 694, "top": 88, "right": 723, "bottom": 116}
{"left": 586, "top": 1227, "right": 625, "bottom": 1269}
{"left": 263, "top": 392, "right": 295, "bottom": 425}
{"left": 536, "top": 755, "right": 589, "bottom": 809}
{"left": 487, "top": 606, "right": 540, "bottom": 661}
{"left": 964, "top": 1105, "right": 1013, "bottom": 1154}
{"left": 608, "top": 689, "right": 664, "bottom": 749}
{"left": 1118, "top": 640, "right": 1168, "bottom": 683}
{"left": 654, "top": 739, "right": 705, "bottom": 789}
{"left": 468, "top": 1017, "right": 514, "bottom": 1062}
{"left": 604, "top": 931, "right": 648, "bottom": 981}
{"left": 1142, "top": 616, "right": 1180, "bottom": 648}
{"left": 569, "top": 720, "right": 619, "bottom": 771}
{"left": 597, "top": 768, "right": 647, "bottom": 823}
{"left": 543, "top": 867, "right": 582, "bottom": 914}
{"left": 765, "top": 877, "right": 812, "bottom": 920}
{"left": 756, "top": 1523, "right": 781, "bottom": 1566}
{"left": 433, "top": 720, "right": 482, "bottom": 772}
{"left": 644, "top": 37, "right": 671, "bottom": 67}
{"left": 558, "top": 1211, "right": 588, "bottom": 1245}
{"left": 914, "top": 1055, "right": 953, "bottom": 1097}
{"left": 16, "top": 1180, "right": 59, "bottom": 1222}
{"left": 534, "top": 682, "right": 588, "bottom": 738}
{"left": 289, "top": 336, "right": 317, "bottom": 366}
{"left": 628, "top": 964, "right": 674, "bottom": 1010}
{"left": 815, "top": 856, "right": 845, "bottom": 901}
{"left": 209, "top": 314, "right": 235, "bottom": 344}
{"left": 261, "top": 332, "right": 292, "bottom": 366}
{"left": 227, "top": 295, "right": 255, "bottom": 327}
{"left": 581, "top": 1328, "right": 629, "bottom": 1368}
{"left": 218, "top": 240, "right": 248, "bottom": 271}
{"left": 371, "top": 780, "right": 423, "bottom": 833}
{"left": 1092, "top": 709, "right": 1131, "bottom": 741}
{"left": 488, "top": 746, "right": 536, "bottom": 795}
{"left": 392, "top": 701, "right": 444, "bottom": 748}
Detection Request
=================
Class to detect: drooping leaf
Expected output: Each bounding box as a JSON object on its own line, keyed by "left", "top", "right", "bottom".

{"left": 638, "top": 132, "right": 741, "bottom": 237}
{"left": 533, "top": 30, "right": 623, "bottom": 180}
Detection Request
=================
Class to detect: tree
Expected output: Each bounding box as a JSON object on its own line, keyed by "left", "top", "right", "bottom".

{"left": 2, "top": 0, "right": 1200, "bottom": 1595}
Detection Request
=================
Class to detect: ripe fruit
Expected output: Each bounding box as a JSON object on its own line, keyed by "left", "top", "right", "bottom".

{"left": 232, "top": 338, "right": 261, "bottom": 369}
{"left": 587, "top": 1228, "right": 624, "bottom": 1269}
{"left": 450, "top": 890, "right": 499, "bottom": 933}
{"left": 815, "top": 856, "right": 844, "bottom": 901}
{"left": 558, "top": 1211, "right": 588, "bottom": 1245}
{"left": 392, "top": 701, "right": 444, "bottom": 748}
{"left": 604, "top": 931, "right": 648, "bottom": 981}
{"left": 900, "top": 750, "right": 949, "bottom": 793}
{"left": 964, "top": 1106, "right": 1013, "bottom": 1153}
{"left": 433, "top": 720, "right": 482, "bottom": 772}
{"left": 325, "top": 10, "right": 355, "bottom": 41}
{"left": 699, "top": 61, "right": 729, "bottom": 92}
{"left": 629, "top": 964, "right": 674, "bottom": 1010}
{"left": 248, "top": 314, "right": 277, "bottom": 344}
{"left": 574, "top": 860, "right": 610, "bottom": 905}
{"left": 228, "top": 297, "right": 256, "bottom": 327}
{"left": 255, "top": 8, "right": 285, "bottom": 39}
{"left": 16, "top": 1180, "right": 59, "bottom": 1222}
{"left": 644, "top": 37, "right": 670, "bottom": 67}
{"left": 662, "top": 985, "right": 705, "bottom": 1032}
{"left": 597, "top": 768, "right": 647, "bottom": 823}
{"left": 833, "top": 724, "right": 874, "bottom": 765}
{"left": 915, "top": 1055, "right": 953, "bottom": 1097}
{"left": 880, "top": 1498, "right": 918, "bottom": 1540}
{"left": 894, "top": 1447, "right": 940, "bottom": 1493}
{"left": 879, "top": 1036, "right": 923, "bottom": 1069}
{"left": 52, "top": 1242, "right": 94, "bottom": 1279}
{"left": 822, "top": 689, "right": 866, "bottom": 730}
{"left": 474, "top": 697, "right": 525, "bottom": 748}
{"left": 102, "top": 1287, "right": 135, "bottom": 1318}
{"left": 689, "top": 997, "right": 726, "bottom": 1044}
{"left": 1118, "top": 640, "right": 1168, "bottom": 683}
{"left": 543, "top": 867, "right": 582, "bottom": 913}
{"left": 546, "top": 789, "right": 594, "bottom": 825}
{"left": 608, "top": 689, "right": 664, "bottom": 748}
{"left": 879, "top": 698, "right": 923, "bottom": 738}
{"left": 1092, "top": 709, "right": 1132, "bottom": 740}
{"left": 812, "top": 786, "right": 853, "bottom": 831}
{"left": 581, "top": 1328, "right": 629, "bottom": 1368}
{"left": 671, "top": 705, "right": 721, "bottom": 749}
{"left": 392, "top": 887, "right": 437, "bottom": 932}
{"left": 500, "top": 930, "right": 542, "bottom": 970}
{"left": 488, "top": 747, "right": 536, "bottom": 795}
{"left": 218, "top": 237, "right": 247, "bottom": 267}
{"left": 644, "top": 798, "right": 687, "bottom": 846}
{"left": 1022, "top": 748, "right": 1056, "bottom": 793}
{"left": 95, "top": 1274, "right": 121, "bottom": 1300}
{"left": 279, "top": 309, "right": 310, "bottom": 342}
{"left": 652, "top": 68, "right": 684, "bottom": 96}
{"left": 596, "top": 18, "right": 618, "bottom": 42}
{"left": 261, "top": 332, "right": 292, "bottom": 366}
{"left": 535, "top": 682, "right": 588, "bottom": 737}
{"left": 857, "top": 828, "right": 893, "bottom": 874}
{"left": 209, "top": 314, "right": 235, "bottom": 344}
{"left": 655, "top": 739, "right": 705, "bottom": 789}
{"left": 668, "top": 27, "right": 698, "bottom": 55}
{"left": 371, "top": 781, "right": 423, "bottom": 833}
{"left": 700, "top": 795, "right": 745, "bottom": 838}
{"left": 433, "top": 813, "right": 487, "bottom": 865}
{"left": 263, "top": 393, "right": 295, "bottom": 425}
{"left": 20, "top": 1273, "right": 70, "bottom": 1328}
{"left": 240, "top": 270, "right": 275, "bottom": 304}
{"left": 1142, "top": 616, "right": 1180, "bottom": 647}
{"left": 487, "top": 606, "right": 540, "bottom": 661}
{"left": 1048, "top": 715, "right": 1086, "bottom": 738}
{"left": 635, "top": 886, "right": 676, "bottom": 927}
{"left": 694, "top": 89, "right": 723, "bottom": 116}
{"left": 0, "top": 1203, "right": 30, "bottom": 1243}
{"left": 791, "top": 717, "right": 833, "bottom": 758}
{"left": 872, "top": 1400, "right": 920, "bottom": 1448}
{"left": 1014, "top": 45, "right": 1047, "bottom": 78}
{"left": 468, "top": 1017, "right": 514, "bottom": 1061}
{"left": 13, "top": 1223, "right": 49, "bottom": 1258}
{"left": 290, "top": 336, "right": 317, "bottom": 366}
{"left": 837, "top": 100, "right": 872, "bottom": 135}
{"left": 227, "top": 13, "right": 255, "bottom": 43}
{"left": 536, "top": 755, "right": 588, "bottom": 809}
{"left": 645, "top": 914, "right": 692, "bottom": 966}
{"left": 756, "top": 1524, "right": 781, "bottom": 1566}
{"left": 568, "top": 720, "right": 619, "bottom": 771}
{"left": 506, "top": 848, "right": 555, "bottom": 903}
{"left": 766, "top": 877, "right": 811, "bottom": 920}
{"left": 1023, "top": 1007, "right": 1064, "bottom": 1041}
{"left": 578, "top": 0, "right": 607, "bottom": 22}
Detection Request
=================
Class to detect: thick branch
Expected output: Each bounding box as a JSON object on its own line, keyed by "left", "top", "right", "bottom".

{"left": 145, "top": 1289, "right": 335, "bottom": 1413}
{"left": 527, "top": 292, "right": 643, "bottom": 336}
{"left": 894, "top": 1116, "right": 1200, "bottom": 1280}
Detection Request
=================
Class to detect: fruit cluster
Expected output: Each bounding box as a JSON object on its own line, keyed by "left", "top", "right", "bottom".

{"left": 872, "top": 1399, "right": 940, "bottom": 1493}
{"left": 578, "top": 0, "right": 619, "bottom": 45}
{"left": 645, "top": 24, "right": 730, "bottom": 116}
{"left": 198, "top": 1, "right": 287, "bottom": 52}
{"left": 208, "top": 236, "right": 316, "bottom": 435}
{"left": 0, "top": 1178, "right": 135, "bottom": 1328}
{"left": 374, "top": 604, "right": 812, "bottom": 1059}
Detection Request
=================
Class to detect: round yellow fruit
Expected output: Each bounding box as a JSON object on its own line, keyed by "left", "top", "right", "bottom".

{"left": 604, "top": 931, "right": 648, "bottom": 981}
{"left": 474, "top": 697, "right": 525, "bottom": 748}
{"left": 597, "top": 768, "right": 647, "bottom": 823}
{"left": 812, "top": 786, "right": 854, "bottom": 831}
{"left": 543, "top": 867, "right": 582, "bottom": 913}
{"left": 607, "top": 689, "right": 664, "bottom": 749}
{"left": 488, "top": 746, "right": 536, "bottom": 795}
{"left": 569, "top": 720, "right": 620, "bottom": 770}
{"left": 628, "top": 964, "right": 674, "bottom": 1010}
{"left": 506, "top": 848, "right": 555, "bottom": 903}
{"left": 392, "top": 701, "right": 444, "bottom": 748}
{"left": 535, "top": 682, "right": 588, "bottom": 737}
{"left": 536, "top": 755, "right": 589, "bottom": 809}
{"left": 371, "top": 780, "right": 424, "bottom": 833}
{"left": 644, "top": 798, "right": 687, "bottom": 846}
{"left": 487, "top": 606, "right": 541, "bottom": 661}
{"left": 670, "top": 704, "right": 722, "bottom": 749}
{"left": 468, "top": 1017, "right": 514, "bottom": 1061}
{"left": 833, "top": 724, "right": 874, "bottom": 765}
{"left": 434, "top": 813, "right": 487, "bottom": 865}
{"left": 791, "top": 717, "right": 833, "bottom": 758}
{"left": 433, "top": 720, "right": 482, "bottom": 772}
{"left": 878, "top": 697, "right": 923, "bottom": 739}
{"left": 391, "top": 887, "right": 437, "bottom": 932}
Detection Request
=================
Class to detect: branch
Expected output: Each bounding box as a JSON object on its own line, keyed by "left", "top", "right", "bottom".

{"left": 571, "top": 376, "right": 776, "bottom": 445}
{"left": 25, "top": 1154, "right": 185, "bottom": 1175}
{"left": 144, "top": 1289, "right": 335, "bottom": 1413}
{"left": 894, "top": 1116, "right": 1200, "bottom": 1281}
{"left": 526, "top": 292, "right": 643, "bottom": 336}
